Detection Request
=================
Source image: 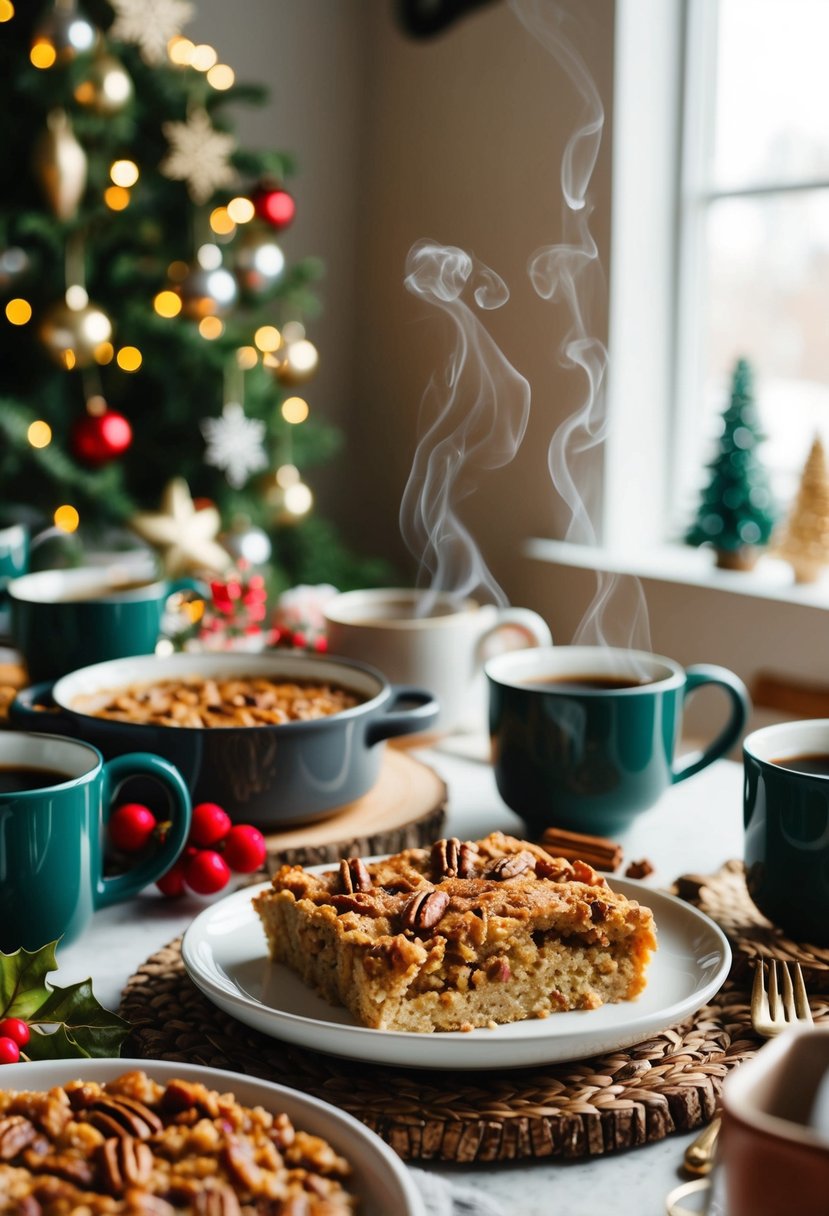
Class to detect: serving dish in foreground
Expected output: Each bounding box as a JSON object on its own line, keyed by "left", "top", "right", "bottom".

{"left": 9, "top": 651, "right": 439, "bottom": 825}
{"left": 0, "top": 1057, "right": 426, "bottom": 1216}
{"left": 181, "top": 863, "right": 731, "bottom": 1070}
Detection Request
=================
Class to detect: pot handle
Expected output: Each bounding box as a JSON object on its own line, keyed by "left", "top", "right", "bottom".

{"left": 8, "top": 681, "right": 77, "bottom": 734}
{"left": 365, "top": 686, "right": 440, "bottom": 746}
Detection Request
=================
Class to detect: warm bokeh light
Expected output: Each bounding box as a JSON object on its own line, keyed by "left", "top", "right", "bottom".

{"left": 30, "top": 40, "right": 57, "bottom": 69}
{"left": 94, "top": 342, "right": 114, "bottom": 365}
{"left": 110, "top": 159, "right": 139, "bottom": 188}
{"left": 281, "top": 320, "right": 305, "bottom": 344}
{"left": 104, "top": 185, "right": 130, "bottom": 211}
{"left": 284, "top": 482, "right": 313, "bottom": 515}
{"left": 206, "top": 268, "right": 236, "bottom": 304}
{"left": 62, "top": 350, "right": 76, "bottom": 370}
{"left": 86, "top": 395, "right": 107, "bottom": 417}
{"left": 54, "top": 505, "right": 80, "bottom": 533}
{"left": 27, "top": 420, "right": 52, "bottom": 448}
{"left": 167, "top": 260, "right": 189, "bottom": 283}
{"left": 287, "top": 339, "right": 318, "bottom": 372}
{"left": 236, "top": 345, "right": 258, "bottom": 370}
{"left": 0, "top": 2, "right": 15, "bottom": 23}
{"left": 198, "top": 315, "right": 224, "bottom": 339}
{"left": 209, "top": 206, "right": 235, "bottom": 236}
{"left": 5, "top": 298, "right": 31, "bottom": 325}
{"left": 227, "top": 196, "right": 254, "bottom": 224}
{"left": 117, "top": 346, "right": 142, "bottom": 371}
{"left": 276, "top": 463, "right": 300, "bottom": 488}
{"left": 190, "top": 43, "right": 217, "bottom": 71}
{"left": 254, "top": 325, "right": 281, "bottom": 353}
{"left": 65, "top": 285, "right": 88, "bottom": 311}
{"left": 281, "top": 396, "right": 309, "bottom": 424}
{"left": 207, "top": 64, "right": 234, "bottom": 91}
{"left": 168, "top": 36, "right": 194, "bottom": 65}
{"left": 197, "top": 243, "right": 222, "bottom": 270}
{"left": 154, "top": 290, "right": 182, "bottom": 318}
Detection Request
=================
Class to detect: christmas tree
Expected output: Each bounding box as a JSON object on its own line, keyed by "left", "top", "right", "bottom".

{"left": 685, "top": 357, "right": 777, "bottom": 570}
{"left": 773, "top": 435, "right": 829, "bottom": 584}
{"left": 0, "top": 0, "right": 381, "bottom": 590}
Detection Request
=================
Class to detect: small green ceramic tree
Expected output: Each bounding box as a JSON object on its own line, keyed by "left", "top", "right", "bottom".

{"left": 686, "top": 358, "right": 777, "bottom": 570}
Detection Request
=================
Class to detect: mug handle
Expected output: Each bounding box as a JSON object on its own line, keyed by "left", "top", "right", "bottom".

{"left": 9, "top": 681, "right": 76, "bottom": 733}
{"left": 365, "top": 687, "right": 440, "bottom": 746}
{"left": 96, "top": 753, "right": 192, "bottom": 907}
{"left": 671, "top": 664, "right": 751, "bottom": 784}
{"left": 475, "top": 607, "right": 552, "bottom": 662}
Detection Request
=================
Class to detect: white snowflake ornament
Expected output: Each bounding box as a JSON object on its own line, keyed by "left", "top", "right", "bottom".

{"left": 161, "top": 109, "right": 237, "bottom": 204}
{"left": 110, "top": 0, "right": 194, "bottom": 65}
{"left": 201, "top": 402, "right": 268, "bottom": 489}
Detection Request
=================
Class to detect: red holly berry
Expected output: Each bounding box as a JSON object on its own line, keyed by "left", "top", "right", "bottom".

{"left": 222, "top": 824, "right": 266, "bottom": 874}
{"left": 0, "top": 1018, "right": 29, "bottom": 1048}
{"left": 0, "top": 1037, "right": 20, "bottom": 1064}
{"left": 185, "top": 849, "right": 231, "bottom": 895}
{"left": 109, "top": 803, "right": 157, "bottom": 853}
{"left": 189, "top": 802, "right": 232, "bottom": 847}
{"left": 156, "top": 859, "right": 188, "bottom": 898}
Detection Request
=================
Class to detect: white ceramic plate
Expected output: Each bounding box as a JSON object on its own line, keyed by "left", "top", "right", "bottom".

{"left": 182, "top": 867, "right": 731, "bottom": 1071}
{"left": 0, "top": 1057, "right": 425, "bottom": 1216}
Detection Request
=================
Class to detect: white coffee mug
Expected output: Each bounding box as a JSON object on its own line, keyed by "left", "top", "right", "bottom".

{"left": 324, "top": 588, "right": 552, "bottom": 735}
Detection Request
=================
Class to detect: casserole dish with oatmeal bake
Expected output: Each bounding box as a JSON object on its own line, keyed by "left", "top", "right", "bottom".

{"left": 9, "top": 653, "right": 438, "bottom": 826}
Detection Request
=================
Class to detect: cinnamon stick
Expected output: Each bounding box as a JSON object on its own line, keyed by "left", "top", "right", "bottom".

{"left": 539, "top": 826, "right": 623, "bottom": 872}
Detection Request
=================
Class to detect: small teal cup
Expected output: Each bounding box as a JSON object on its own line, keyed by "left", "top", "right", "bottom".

{"left": 0, "top": 731, "right": 191, "bottom": 953}
{"left": 0, "top": 520, "right": 29, "bottom": 593}
{"left": 486, "top": 645, "right": 750, "bottom": 835}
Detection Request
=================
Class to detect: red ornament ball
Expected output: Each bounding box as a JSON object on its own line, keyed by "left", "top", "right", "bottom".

{"left": 109, "top": 803, "right": 157, "bottom": 853}
{"left": 185, "top": 849, "right": 231, "bottom": 895}
{"left": 253, "top": 185, "right": 296, "bottom": 231}
{"left": 223, "top": 824, "right": 266, "bottom": 873}
{"left": 72, "top": 408, "right": 132, "bottom": 465}
{"left": 156, "top": 858, "right": 188, "bottom": 898}
{"left": 0, "top": 1037, "right": 21, "bottom": 1065}
{"left": 190, "top": 802, "right": 232, "bottom": 847}
{"left": 0, "top": 1018, "right": 29, "bottom": 1048}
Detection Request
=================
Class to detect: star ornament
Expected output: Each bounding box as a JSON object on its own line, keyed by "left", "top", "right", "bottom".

{"left": 131, "top": 478, "right": 233, "bottom": 576}
{"left": 110, "top": 0, "right": 194, "bottom": 65}
{"left": 161, "top": 109, "right": 237, "bottom": 204}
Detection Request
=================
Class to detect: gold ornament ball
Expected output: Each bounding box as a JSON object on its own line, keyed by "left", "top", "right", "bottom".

{"left": 176, "top": 265, "right": 238, "bottom": 319}
{"left": 33, "top": 110, "right": 87, "bottom": 222}
{"left": 75, "top": 52, "right": 133, "bottom": 115}
{"left": 39, "top": 300, "right": 113, "bottom": 369}
{"left": 265, "top": 338, "right": 319, "bottom": 386}
{"left": 234, "top": 228, "right": 286, "bottom": 296}
{"left": 32, "top": 6, "right": 96, "bottom": 63}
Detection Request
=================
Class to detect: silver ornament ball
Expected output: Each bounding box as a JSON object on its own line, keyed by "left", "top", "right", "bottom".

{"left": 223, "top": 523, "right": 272, "bottom": 567}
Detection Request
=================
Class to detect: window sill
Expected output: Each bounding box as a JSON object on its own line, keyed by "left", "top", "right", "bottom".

{"left": 524, "top": 538, "right": 829, "bottom": 610}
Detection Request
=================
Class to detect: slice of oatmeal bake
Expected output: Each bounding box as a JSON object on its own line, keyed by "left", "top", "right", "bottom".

{"left": 253, "top": 831, "right": 657, "bottom": 1033}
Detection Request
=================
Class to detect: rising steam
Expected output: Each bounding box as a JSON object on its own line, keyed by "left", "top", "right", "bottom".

{"left": 511, "top": 0, "right": 651, "bottom": 653}
{"left": 400, "top": 240, "right": 531, "bottom": 610}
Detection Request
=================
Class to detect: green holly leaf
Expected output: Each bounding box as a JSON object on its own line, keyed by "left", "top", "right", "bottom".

{"left": 0, "top": 942, "right": 59, "bottom": 1020}
{"left": 27, "top": 981, "right": 130, "bottom": 1060}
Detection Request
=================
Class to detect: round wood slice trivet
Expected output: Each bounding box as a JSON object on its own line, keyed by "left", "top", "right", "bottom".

{"left": 674, "top": 860, "right": 829, "bottom": 990}
{"left": 120, "top": 935, "right": 829, "bottom": 1164}
{"left": 262, "top": 749, "right": 447, "bottom": 870}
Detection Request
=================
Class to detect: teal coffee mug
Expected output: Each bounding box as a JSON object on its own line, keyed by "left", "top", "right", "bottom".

{"left": 0, "top": 520, "right": 28, "bottom": 593}
{"left": 0, "top": 731, "right": 191, "bottom": 952}
{"left": 744, "top": 720, "right": 829, "bottom": 945}
{"left": 486, "top": 645, "right": 750, "bottom": 835}
{"left": 9, "top": 566, "right": 200, "bottom": 682}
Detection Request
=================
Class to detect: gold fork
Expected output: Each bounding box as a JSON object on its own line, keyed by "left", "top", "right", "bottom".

{"left": 683, "top": 960, "right": 813, "bottom": 1177}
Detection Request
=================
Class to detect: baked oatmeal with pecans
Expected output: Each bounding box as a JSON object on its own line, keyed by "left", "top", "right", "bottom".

{"left": 253, "top": 832, "right": 657, "bottom": 1033}
{"left": 0, "top": 1070, "right": 357, "bottom": 1214}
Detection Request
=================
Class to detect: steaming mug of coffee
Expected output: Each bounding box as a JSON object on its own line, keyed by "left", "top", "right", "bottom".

{"left": 486, "top": 646, "right": 750, "bottom": 835}
{"left": 743, "top": 720, "right": 829, "bottom": 945}
{"left": 0, "top": 731, "right": 191, "bottom": 952}
{"left": 8, "top": 566, "right": 203, "bottom": 682}
{"left": 324, "top": 588, "right": 552, "bottom": 735}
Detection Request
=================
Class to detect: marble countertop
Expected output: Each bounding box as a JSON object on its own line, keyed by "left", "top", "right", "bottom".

{"left": 56, "top": 746, "right": 745, "bottom": 1216}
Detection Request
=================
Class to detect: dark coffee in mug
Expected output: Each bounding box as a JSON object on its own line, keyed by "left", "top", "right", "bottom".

{"left": 523, "top": 674, "right": 652, "bottom": 692}
{"left": 0, "top": 766, "right": 69, "bottom": 793}
{"left": 771, "top": 752, "right": 829, "bottom": 777}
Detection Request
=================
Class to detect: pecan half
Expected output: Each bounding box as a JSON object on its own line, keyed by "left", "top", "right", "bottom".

{"left": 123, "top": 1196, "right": 176, "bottom": 1216}
{"left": 23, "top": 1149, "right": 95, "bottom": 1187}
{"left": 589, "top": 899, "right": 609, "bottom": 923}
{"left": 488, "top": 851, "right": 535, "bottom": 881}
{"left": 403, "top": 888, "right": 449, "bottom": 932}
{"left": 0, "top": 1115, "right": 38, "bottom": 1159}
{"left": 329, "top": 892, "right": 382, "bottom": 916}
{"left": 338, "top": 856, "right": 372, "bottom": 894}
{"left": 162, "top": 1079, "right": 219, "bottom": 1118}
{"left": 85, "top": 1095, "right": 162, "bottom": 1139}
{"left": 99, "top": 1135, "right": 154, "bottom": 1194}
{"left": 431, "top": 837, "right": 460, "bottom": 878}
{"left": 222, "top": 1134, "right": 264, "bottom": 1191}
{"left": 534, "top": 855, "right": 573, "bottom": 882}
{"left": 193, "top": 1184, "right": 242, "bottom": 1216}
{"left": 276, "top": 1198, "right": 310, "bottom": 1216}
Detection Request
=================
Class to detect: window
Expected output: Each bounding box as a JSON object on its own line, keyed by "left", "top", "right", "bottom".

{"left": 675, "top": 0, "right": 829, "bottom": 528}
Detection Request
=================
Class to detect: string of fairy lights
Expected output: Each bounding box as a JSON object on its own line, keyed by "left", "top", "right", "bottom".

{"left": 2, "top": 0, "right": 319, "bottom": 541}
